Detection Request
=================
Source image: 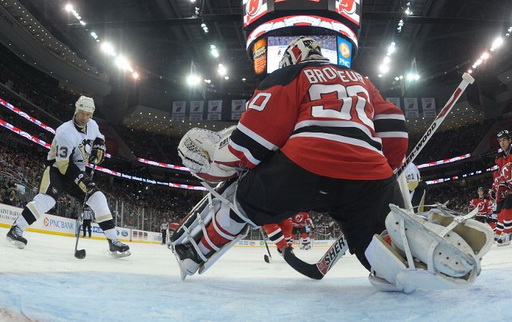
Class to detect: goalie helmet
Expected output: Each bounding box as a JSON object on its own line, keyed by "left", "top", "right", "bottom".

{"left": 75, "top": 95, "right": 95, "bottom": 115}
{"left": 279, "top": 36, "right": 326, "bottom": 69}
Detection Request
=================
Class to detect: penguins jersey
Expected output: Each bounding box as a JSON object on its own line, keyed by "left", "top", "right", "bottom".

{"left": 228, "top": 61, "right": 408, "bottom": 180}
{"left": 404, "top": 163, "right": 421, "bottom": 192}
{"left": 47, "top": 119, "right": 104, "bottom": 178}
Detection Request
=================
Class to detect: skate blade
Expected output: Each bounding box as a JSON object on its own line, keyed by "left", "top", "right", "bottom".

{"left": 110, "top": 250, "right": 131, "bottom": 258}
{"left": 6, "top": 237, "right": 26, "bottom": 249}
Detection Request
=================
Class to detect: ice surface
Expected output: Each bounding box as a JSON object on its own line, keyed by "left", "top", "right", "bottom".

{"left": 1, "top": 227, "right": 511, "bottom": 322}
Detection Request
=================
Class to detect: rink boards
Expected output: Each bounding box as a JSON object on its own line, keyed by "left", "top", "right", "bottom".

{"left": 0, "top": 203, "right": 332, "bottom": 248}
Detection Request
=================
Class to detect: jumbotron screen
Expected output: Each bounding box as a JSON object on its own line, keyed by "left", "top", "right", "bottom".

{"left": 266, "top": 35, "right": 338, "bottom": 73}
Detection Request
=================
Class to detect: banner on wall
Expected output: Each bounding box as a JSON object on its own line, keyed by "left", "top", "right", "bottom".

{"left": 189, "top": 101, "right": 204, "bottom": 121}
{"left": 403, "top": 97, "right": 419, "bottom": 119}
{"left": 386, "top": 97, "right": 401, "bottom": 109}
{"left": 231, "top": 99, "right": 246, "bottom": 120}
{"left": 207, "top": 100, "right": 223, "bottom": 120}
{"left": 171, "top": 101, "right": 186, "bottom": 121}
{"left": 421, "top": 97, "right": 437, "bottom": 119}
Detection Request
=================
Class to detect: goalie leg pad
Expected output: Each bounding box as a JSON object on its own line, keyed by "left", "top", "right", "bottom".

{"left": 365, "top": 205, "right": 494, "bottom": 293}
{"left": 366, "top": 235, "right": 480, "bottom": 294}
{"left": 170, "top": 179, "right": 253, "bottom": 279}
{"left": 385, "top": 205, "right": 493, "bottom": 277}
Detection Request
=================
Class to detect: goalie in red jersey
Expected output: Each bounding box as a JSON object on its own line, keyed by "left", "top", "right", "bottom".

{"left": 171, "top": 36, "right": 493, "bottom": 293}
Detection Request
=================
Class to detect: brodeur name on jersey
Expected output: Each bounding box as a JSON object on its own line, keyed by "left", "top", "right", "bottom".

{"left": 227, "top": 62, "right": 407, "bottom": 180}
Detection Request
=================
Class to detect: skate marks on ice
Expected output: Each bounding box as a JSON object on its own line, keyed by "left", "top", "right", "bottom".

{"left": 1, "top": 228, "right": 512, "bottom": 321}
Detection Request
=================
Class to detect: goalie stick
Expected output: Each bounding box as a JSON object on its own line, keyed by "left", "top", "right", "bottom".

{"left": 283, "top": 73, "right": 475, "bottom": 279}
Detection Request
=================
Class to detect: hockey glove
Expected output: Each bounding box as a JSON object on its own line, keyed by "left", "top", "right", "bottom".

{"left": 178, "top": 127, "right": 241, "bottom": 183}
{"left": 74, "top": 172, "right": 96, "bottom": 194}
{"left": 89, "top": 138, "right": 106, "bottom": 165}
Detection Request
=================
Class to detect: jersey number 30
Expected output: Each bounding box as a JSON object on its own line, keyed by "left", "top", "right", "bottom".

{"left": 248, "top": 84, "right": 373, "bottom": 128}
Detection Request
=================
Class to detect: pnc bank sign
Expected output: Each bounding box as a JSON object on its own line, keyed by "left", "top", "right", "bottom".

{"left": 43, "top": 217, "right": 74, "bottom": 230}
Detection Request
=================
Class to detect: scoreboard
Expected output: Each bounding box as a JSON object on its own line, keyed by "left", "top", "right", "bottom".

{"left": 243, "top": 0, "right": 362, "bottom": 76}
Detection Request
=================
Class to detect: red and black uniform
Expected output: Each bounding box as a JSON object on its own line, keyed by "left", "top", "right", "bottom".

{"left": 468, "top": 197, "right": 493, "bottom": 224}
{"left": 208, "top": 61, "right": 408, "bottom": 270}
{"left": 262, "top": 218, "right": 293, "bottom": 251}
{"left": 291, "top": 212, "right": 313, "bottom": 239}
{"left": 493, "top": 149, "right": 512, "bottom": 235}
{"left": 229, "top": 63, "right": 406, "bottom": 179}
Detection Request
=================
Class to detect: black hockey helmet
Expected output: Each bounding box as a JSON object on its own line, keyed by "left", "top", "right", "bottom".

{"left": 497, "top": 129, "right": 511, "bottom": 140}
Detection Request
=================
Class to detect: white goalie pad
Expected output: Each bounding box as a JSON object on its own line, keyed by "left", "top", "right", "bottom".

{"left": 178, "top": 126, "right": 241, "bottom": 183}
{"left": 365, "top": 205, "right": 494, "bottom": 293}
{"left": 170, "top": 178, "right": 256, "bottom": 279}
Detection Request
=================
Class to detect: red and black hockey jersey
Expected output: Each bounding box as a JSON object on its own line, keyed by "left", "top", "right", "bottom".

{"left": 468, "top": 197, "right": 493, "bottom": 216}
{"left": 493, "top": 149, "right": 512, "bottom": 202}
{"left": 228, "top": 62, "right": 408, "bottom": 180}
{"left": 291, "top": 212, "right": 313, "bottom": 229}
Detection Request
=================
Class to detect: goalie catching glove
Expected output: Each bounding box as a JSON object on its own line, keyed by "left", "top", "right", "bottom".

{"left": 178, "top": 126, "right": 242, "bottom": 183}
{"left": 365, "top": 205, "right": 493, "bottom": 293}
{"left": 89, "top": 137, "right": 106, "bottom": 165}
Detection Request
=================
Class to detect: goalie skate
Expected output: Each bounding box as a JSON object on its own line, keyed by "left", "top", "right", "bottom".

{"left": 108, "top": 239, "right": 131, "bottom": 258}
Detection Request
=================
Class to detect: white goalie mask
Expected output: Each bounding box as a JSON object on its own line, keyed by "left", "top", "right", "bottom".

{"left": 75, "top": 95, "right": 95, "bottom": 115}
{"left": 279, "top": 36, "right": 326, "bottom": 69}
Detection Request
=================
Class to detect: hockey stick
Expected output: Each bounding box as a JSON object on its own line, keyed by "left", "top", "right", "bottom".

{"left": 283, "top": 73, "right": 475, "bottom": 279}
{"left": 74, "top": 166, "right": 96, "bottom": 259}
{"left": 260, "top": 228, "right": 272, "bottom": 264}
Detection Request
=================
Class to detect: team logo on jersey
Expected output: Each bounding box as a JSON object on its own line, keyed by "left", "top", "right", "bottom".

{"left": 500, "top": 162, "right": 512, "bottom": 182}
{"left": 79, "top": 139, "right": 93, "bottom": 161}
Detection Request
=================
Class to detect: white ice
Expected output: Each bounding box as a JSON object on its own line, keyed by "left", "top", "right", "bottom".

{"left": 1, "top": 227, "right": 511, "bottom": 322}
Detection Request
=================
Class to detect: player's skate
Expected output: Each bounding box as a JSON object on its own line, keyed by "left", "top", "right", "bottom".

{"left": 6, "top": 225, "right": 27, "bottom": 249}
{"left": 496, "top": 233, "right": 510, "bottom": 246}
{"left": 108, "top": 239, "right": 131, "bottom": 257}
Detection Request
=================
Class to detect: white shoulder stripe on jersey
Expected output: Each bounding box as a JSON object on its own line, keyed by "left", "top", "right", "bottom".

{"left": 294, "top": 120, "right": 382, "bottom": 145}
{"left": 375, "top": 131, "right": 409, "bottom": 139}
{"left": 373, "top": 113, "right": 406, "bottom": 121}
{"left": 229, "top": 141, "right": 261, "bottom": 166}
{"left": 237, "top": 123, "right": 279, "bottom": 151}
{"left": 290, "top": 132, "right": 384, "bottom": 155}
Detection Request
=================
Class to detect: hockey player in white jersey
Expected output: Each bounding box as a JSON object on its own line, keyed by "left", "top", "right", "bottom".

{"left": 6, "top": 95, "right": 130, "bottom": 256}
{"left": 404, "top": 163, "right": 426, "bottom": 212}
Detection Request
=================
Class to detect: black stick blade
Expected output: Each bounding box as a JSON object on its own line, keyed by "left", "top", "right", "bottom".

{"left": 282, "top": 247, "right": 324, "bottom": 280}
{"left": 75, "top": 249, "right": 86, "bottom": 259}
